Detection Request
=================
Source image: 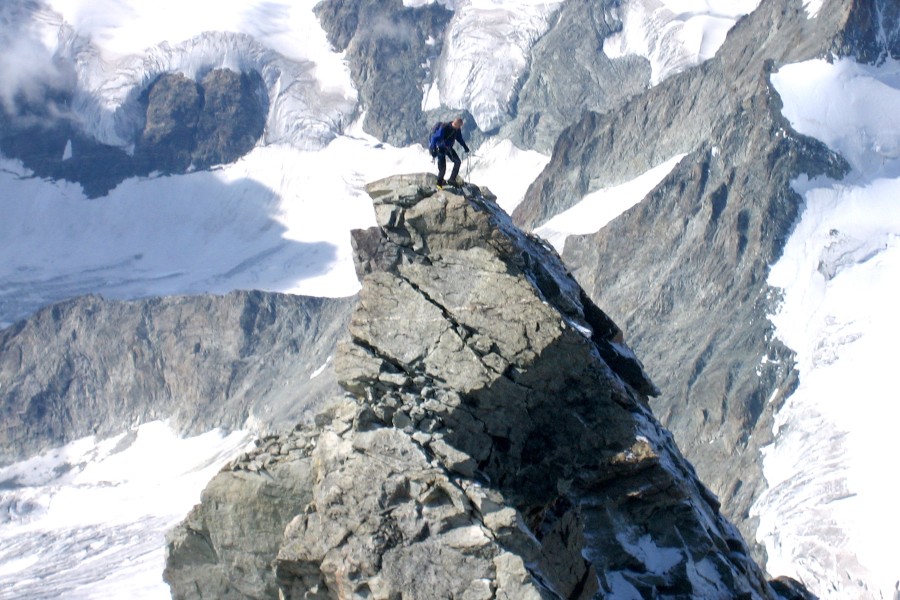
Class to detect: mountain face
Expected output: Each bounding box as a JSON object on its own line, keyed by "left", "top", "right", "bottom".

{"left": 314, "top": 0, "right": 454, "bottom": 147}
{"left": 314, "top": 0, "right": 650, "bottom": 153}
{"left": 496, "top": 0, "right": 651, "bottom": 153}
{"left": 507, "top": 0, "right": 897, "bottom": 558}
{"left": 0, "top": 66, "right": 267, "bottom": 197}
{"left": 165, "top": 174, "right": 792, "bottom": 599}
{"left": 298, "top": 0, "right": 900, "bottom": 588}
{"left": 0, "top": 292, "right": 352, "bottom": 466}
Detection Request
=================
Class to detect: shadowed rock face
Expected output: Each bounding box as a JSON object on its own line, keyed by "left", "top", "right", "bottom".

{"left": 136, "top": 72, "right": 203, "bottom": 173}
{"left": 0, "top": 68, "right": 267, "bottom": 197}
{"left": 165, "top": 174, "right": 795, "bottom": 600}
{"left": 136, "top": 69, "right": 267, "bottom": 173}
{"left": 192, "top": 69, "right": 268, "bottom": 168}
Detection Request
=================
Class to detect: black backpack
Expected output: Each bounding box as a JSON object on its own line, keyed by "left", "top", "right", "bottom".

{"left": 428, "top": 122, "right": 447, "bottom": 157}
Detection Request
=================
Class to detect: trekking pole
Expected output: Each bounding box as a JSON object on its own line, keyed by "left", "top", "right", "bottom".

{"left": 465, "top": 152, "right": 471, "bottom": 183}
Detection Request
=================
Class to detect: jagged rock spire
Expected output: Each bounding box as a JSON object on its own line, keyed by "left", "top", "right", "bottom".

{"left": 166, "top": 175, "right": 790, "bottom": 599}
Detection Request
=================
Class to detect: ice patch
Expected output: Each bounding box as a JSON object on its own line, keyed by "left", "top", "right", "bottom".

{"left": 616, "top": 532, "right": 684, "bottom": 574}
{"left": 310, "top": 355, "right": 332, "bottom": 379}
{"left": 803, "top": 0, "right": 824, "bottom": 19}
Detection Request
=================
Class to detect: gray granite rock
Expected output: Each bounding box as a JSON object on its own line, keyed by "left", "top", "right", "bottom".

{"left": 166, "top": 175, "right": 786, "bottom": 599}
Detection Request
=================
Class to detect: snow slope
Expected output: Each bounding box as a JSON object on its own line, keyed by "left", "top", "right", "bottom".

{"left": 533, "top": 153, "right": 687, "bottom": 251}
{"left": 751, "top": 57, "right": 900, "bottom": 600}
{"left": 604, "top": 0, "right": 760, "bottom": 84}
{"left": 0, "top": 422, "right": 252, "bottom": 599}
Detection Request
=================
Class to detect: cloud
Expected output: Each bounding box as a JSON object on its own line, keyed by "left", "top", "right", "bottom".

{"left": 0, "top": 3, "right": 74, "bottom": 116}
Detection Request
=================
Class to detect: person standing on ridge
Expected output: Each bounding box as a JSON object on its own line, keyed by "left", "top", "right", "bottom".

{"left": 431, "top": 117, "right": 470, "bottom": 187}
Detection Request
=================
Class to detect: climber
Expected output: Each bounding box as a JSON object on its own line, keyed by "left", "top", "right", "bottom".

{"left": 429, "top": 117, "right": 470, "bottom": 187}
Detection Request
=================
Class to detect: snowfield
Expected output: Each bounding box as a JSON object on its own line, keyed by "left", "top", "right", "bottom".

{"left": 603, "top": 0, "right": 761, "bottom": 84}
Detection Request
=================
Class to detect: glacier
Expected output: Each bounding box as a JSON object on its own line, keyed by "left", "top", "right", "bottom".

{"left": 604, "top": 0, "right": 761, "bottom": 84}
{"left": 0, "top": 422, "right": 252, "bottom": 599}
{"left": 428, "top": 0, "right": 565, "bottom": 131}
{"left": 752, "top": 57, "right": 900, "bottom": 600}
{"left": 51, "top": 20, "right": 357, "bottom": 150}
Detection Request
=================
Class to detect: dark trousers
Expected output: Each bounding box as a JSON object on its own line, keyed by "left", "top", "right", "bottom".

{"left": 437, "top": 148, "right": 461, "bottom": 183}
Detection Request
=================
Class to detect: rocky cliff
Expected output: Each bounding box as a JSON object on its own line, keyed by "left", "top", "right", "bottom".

{"left": 314, "top": 0, "right": 454, "bottom": 147}
{"left": 0, "top": 291, "right": 352, "bottom": 466}
{"left": 164, "top": 174, "right": 800, "bottom": 599}
{"left": 510, "top": 0, "right": 896, "bottom": 557}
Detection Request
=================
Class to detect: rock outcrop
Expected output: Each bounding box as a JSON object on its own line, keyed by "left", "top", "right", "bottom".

{"left": 165, "top": 174, "right": 789, "bottom": 599}
{"left": 136, "top": 69, "right": 267, "bottom": 173}
{"left": 0, "top": 291, "right": 352, "bottom": 465}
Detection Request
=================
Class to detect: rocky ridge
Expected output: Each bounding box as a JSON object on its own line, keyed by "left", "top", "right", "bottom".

{"left": 509, "top": 0, "right": 896, "bottom": 557}
{"left": 164, "top": 174, "right": 798, "bottom": 599}
{"left": 0, "top": 291, "right": 352, "bottom": 466}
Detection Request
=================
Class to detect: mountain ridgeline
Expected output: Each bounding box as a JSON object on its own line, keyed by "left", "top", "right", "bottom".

{"left": 164, "top": 175, "right": 803, "bottom": 599}
{"left": 0, "top": 292, "right": 352, "bottom": 465}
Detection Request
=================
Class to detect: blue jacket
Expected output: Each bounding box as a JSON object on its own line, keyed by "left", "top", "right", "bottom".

{"left": 437, "top": 124, "right": 470, "bottom": 154}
